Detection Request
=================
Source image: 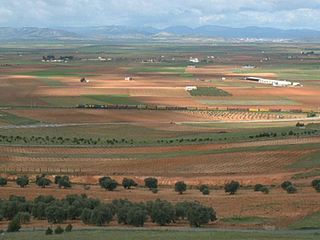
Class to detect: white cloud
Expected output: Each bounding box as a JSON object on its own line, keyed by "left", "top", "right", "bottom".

{"left": 0, "top": 0, "right": 319, "bottom": 29}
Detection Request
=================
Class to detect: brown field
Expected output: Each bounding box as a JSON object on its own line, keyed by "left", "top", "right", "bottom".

{"left": 0, "top": 42, "right": 320, "bottom": 231}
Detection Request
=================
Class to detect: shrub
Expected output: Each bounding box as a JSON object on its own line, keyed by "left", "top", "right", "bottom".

{"left": 254, "top": 184, "right": 264, "bottom": 192}
{"left": 201, "top": 188, "right": 210, "bottom": 195}
{"left": 90, "top": 206, "right": 113, "bottom": 226}
{"left": 150, "top": 199, "right": 175, "bottom": 226}
{"left": 45, "top": 227, "right": 53, "bottom": 235}
{"left": 16, "top": 176, "right": 29, "bottom": 188}
{"left": 144, "top": 177, "right": 158, "bottom": 190}
{"left": 36, "top": 175, "right": 52, "bottom": 188}
{"left": 187, "top": 202, "right": 217, "bottom": 227}
{"left": 0, "top": 177, "right": 7, "bottom": 186}
{"left": 15, "top": 212, "right": 31, "bottom": 224}
{"left": 56, "top": 176, "right": 71, "bottom": 189}
{"left": 65, "top": 224, "right": 73, "bottom": 232}
{"left": 175, "top": 181, "right": 187, "bottom": 194}
{"left": 260, "top": 186, "right": 270, "bottom": 194}
{"left": 307, "top": 111, "right": 317, "bottom": 118}
{"left": 311, "top": 179, "right": 320, "bottom": 188}
{"left": 315, "top": 183, "right": 320, "bottom": 193}
{"left": 54, "top": 226, "right": 64, "bottom": 234}
{"left": 224, "top": 181, "right": 240, "bottom": 195}
{"left": 122, "top": 178, "right": 138, "bottom": 189}
{"left": 81, "top": 208, "right": 92, "bottom": 224}
{"left": 7, "top": 217, "right": 21, "bottom": 232}
{"left": 45, "top": 205, "right": 66, "bottom": 224}
{"left": 286, "top": 185, "right": 297, "bottom": 194}
{"left": 199, "top": 185, "right": 210, "bottom": 195}
{"left": 100, "top": 178, "right": 118, "bottom": 191}
{"left": 281, "top": 181, "right": 293, "bottom": 190}
{"left": 127, "top": 206, "right": 148, "bottom": 227}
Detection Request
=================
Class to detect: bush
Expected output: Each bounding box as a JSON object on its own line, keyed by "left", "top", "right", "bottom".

{"left": 45, "top": 205, "right": 66, "bottom": 224}
{"left": 260, "top": 186, "right": 270, "bottom": 194}
{"left": 311, "top": 179, "right": 320, "bottom": 188}
{"left": 187, "top": 202, "right": 217, "bottom": 227}
{"left": 254, "top": 184, "right": 264, "bottom": 192}
{"left": 175, "top": 181, "right": 187, "bottom": 194}
{"left": 90, "top": 206, "right": 113, "bottom": 226}
{"left": 56, "top": 176, "right": 71, "bottom": 189}
{"left": 36, "top": 175, "right": 52, "bottom": 188}
{"left": 199, "top": 185, "right": 210, "bottom": 195}
{"left": 224, "top": 181, "right": 240, "bottom": 195}
{"left": 286, "top": 185, "right": 297, "bottom": 194}
{"left": 201, "top": 188, "right": 210, "bottom": 195}
{"left": 45, "top": 227, "right": 53, "bottom": 235}
{"left": 54, "top": 226, "right": 64, "bottom": 234}
{"left": 307, "top": 111, "right": 317, "bottom": 118}
{"left": 0, "top": 177, "right": 7, "bottom": 186}
{"left": 144, "top": 177, "right": 158, "bottom": 190}
{"left": 100, "top": 178, "right": 118, "bottom": 191}
{"left": 7, "top": 217, "right": 21, "bottom": 232}
{"left": 122, "top": 178, "right": 138, "bottom": 189}
{"left": 16, "top": 176, "right": 29, "bottom": 188}
{"left": 315, "top": 183, "right": 320, "bottom": 193}
{"left": 150, "top": 199, "right": 175, "bottom": 226}
{"left": 281, "top": 181, "right": 293, "bottom": 190}
{"left": 127, "top": 206, "right": 148, "bottom": 227}
{"left": 15, "top": 212, "right": 31, "bottom": 224}
{"left": 65, "top": 224, "right": 73, "bottom": 232}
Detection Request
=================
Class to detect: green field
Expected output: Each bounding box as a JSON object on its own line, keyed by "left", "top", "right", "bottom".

{"left": 2, "top": 229, "right": 320, "bottom": 240}
{"left": 188, "top": 87, "right": 231, "bottom": 97}
{"left": 289, "top": 212, "right": 320, "bottom": 230}
{"left": 0, "top": 111, "right": 40, "bottom": 125}
{"left": 41, "top": 95, "right": 141, "bottom": 107}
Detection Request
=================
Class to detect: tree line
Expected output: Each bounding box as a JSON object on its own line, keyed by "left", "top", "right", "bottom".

{"left": 1, "top": 194, "right": 217, "bottom": 233}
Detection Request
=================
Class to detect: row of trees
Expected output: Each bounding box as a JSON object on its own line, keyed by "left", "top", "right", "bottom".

{"left": 0, "top": 175, "right": 71, "bottom": 189}
{"left": 1, "top": 176, "right": 319, "bottom": 194}
{"left": 0, "top": 194, "right": 217, "bottom": 232}
{"left": 249, "top": 129, "right": 319, "bottom": 140}
{"left": 1, "top": 128, "right": 319, "bottom": 147}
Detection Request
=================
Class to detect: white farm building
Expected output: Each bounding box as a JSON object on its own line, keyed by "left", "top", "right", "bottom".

{"left": 244, "top": 77, "right": 302, "bottom": 87}
{"left": 185, "top": 86, "right": 197, "bottom": 91}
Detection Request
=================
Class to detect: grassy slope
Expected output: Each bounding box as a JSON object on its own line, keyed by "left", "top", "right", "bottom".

{"left": 289, "top": 212, "right": 320, "bottom": 229}
{"left": 3, "top": 229, "right": 320, "bottom": 240}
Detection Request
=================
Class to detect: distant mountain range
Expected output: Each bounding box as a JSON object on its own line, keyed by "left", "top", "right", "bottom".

{"left": 1, "top": 25, "right": 320, "bottom": 41}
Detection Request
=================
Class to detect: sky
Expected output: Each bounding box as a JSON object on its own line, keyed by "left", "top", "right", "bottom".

{"left": 0, "top": 0, "right": 320, "bottom": 30}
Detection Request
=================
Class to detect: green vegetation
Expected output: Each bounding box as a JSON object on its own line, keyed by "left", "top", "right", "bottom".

{"left": 0, "top": 194, "right": 216, "bottom": 229}
{"left": 2, "top": 229, "right": 319, "bottom": 240}
{"left": 0, "top": 111, "right": 40, "bottom": 125}
{"left": 221, "top": 216, "right": 269, "bottom": 225}
{"left": 281, "top": 181, "right": 297, "bottom": 194}
{"left": 175, "top": 181, "right": 187, "bottom": 194}
{"left": 0, "top": 177, "right": 7, "bottom": 186}
{"left": 188, "top": 87, "right": 231, "bottom": 96}
{"left": 41, "top": 94, "right": 141, "bottom": 107}
{"left": 38, "top": 78, "right": 65, "bottom": 87}
{"left": 199, "top": 184, "right": 210, "bottom": 195}
{"left": 55, "top": 175, "right": 72, "bottom": 189}
{"left": 99, "top": 176, "right": 118, "bottom": 191}
{"left": 16, "top": 176, "right": 29, "bottom": 188}
{"left": 224, "top": 181, "right": 240, "bottom": 195}
{"left": 20, "top": 69, "right": 96, "bottom": 77}
{"left": 85, "top": 94, "right": 141, "bottom": 105}
{"left": 144, "top": 177, "right": 158, "bottom": 190}
{"left": 122, "top": 178, "right": 138, "bottom": 189}
{"left": 290, "top": 150, "right": 320, "bottom": 169}
{"left": 289, "top": 212, "right": 320, "bottom": 229}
